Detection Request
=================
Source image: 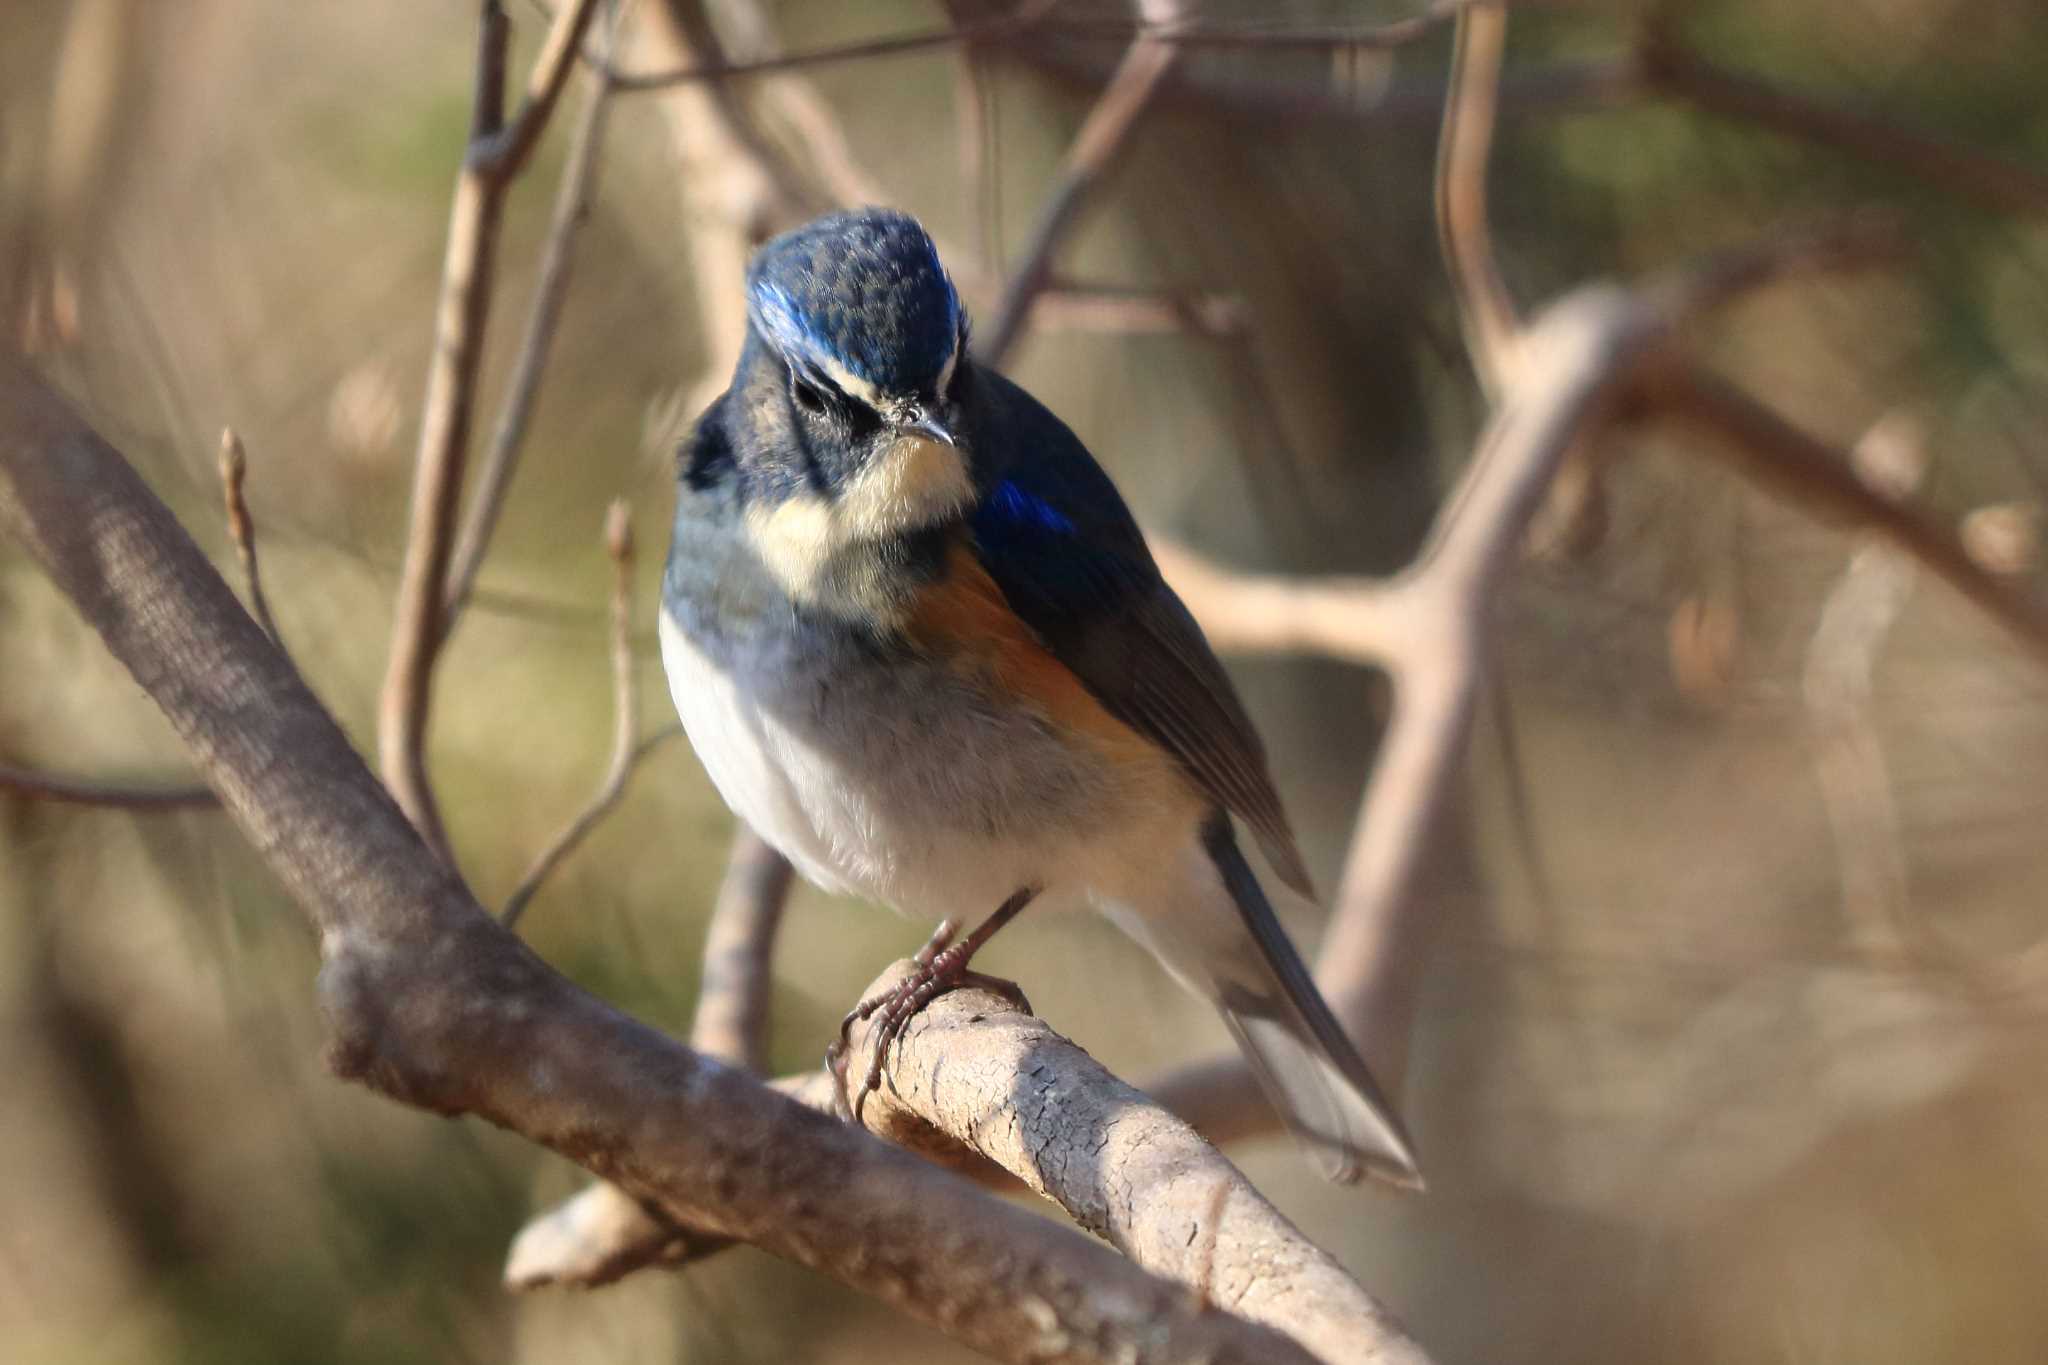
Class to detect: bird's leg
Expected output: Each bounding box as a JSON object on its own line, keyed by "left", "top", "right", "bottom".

{"left": 828, "top": 887, "right": 1037, "bottom": 1124}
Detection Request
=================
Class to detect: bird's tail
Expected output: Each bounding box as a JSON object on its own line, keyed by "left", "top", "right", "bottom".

{"left": 1114, "top": 820, "right": 1423, "bottom": 1189}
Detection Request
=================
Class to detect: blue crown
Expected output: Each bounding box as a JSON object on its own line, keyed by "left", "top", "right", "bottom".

{"left": 746, "top": 208, "right": 963, "bottom": 399}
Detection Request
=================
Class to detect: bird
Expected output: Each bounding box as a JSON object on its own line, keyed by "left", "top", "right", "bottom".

{"left": 659, "top": 206, "right": 1421, "bottom": 1188}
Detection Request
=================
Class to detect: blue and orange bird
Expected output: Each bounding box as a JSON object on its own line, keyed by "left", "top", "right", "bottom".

{"left": 660, "top": 207, "right": 1421, "bottom": 1186}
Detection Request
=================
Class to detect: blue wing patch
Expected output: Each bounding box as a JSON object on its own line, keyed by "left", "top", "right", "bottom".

{"left": 986, "top": 479, "right": 1076, "bottom": 535}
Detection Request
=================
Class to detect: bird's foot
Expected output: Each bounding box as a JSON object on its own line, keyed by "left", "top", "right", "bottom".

{"left": 827, "top": 917, "right": 1030, "bottom": 1126}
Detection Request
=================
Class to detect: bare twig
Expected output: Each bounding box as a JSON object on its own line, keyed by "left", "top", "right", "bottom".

{"left": 0, "top": 763, "right": 217, "bottom": 811}
{"left": 443, "top": 3, "right": 621, "bottom": 634}
{"left": 216, "top": 428, "right": 280, "bottom": 643}
{"left": 378, "top": 0, "right": 603, "bottom": 858}
{"left": 476, "top": 0, "right": 609, "bottom": 178}
{"left": 978, "top": 0, "right": 1185, "bottom": 368}
{"left": 502, "top": 501, "right": 673, "bottom": 928}
{"left": 0, "top": 357, "right": 1324, "bottom": 1365}
{"left": 1435, "top": 1, "right": 1520, "bottom": 400}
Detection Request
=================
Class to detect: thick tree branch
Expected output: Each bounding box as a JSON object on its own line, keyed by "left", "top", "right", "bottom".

{"left": 505, "top": 823, "right": 795, "bottom": 1291}
{"left": 0, "top": 358, "right": 1320, "bottom": 1365}
{"left": 514, "top": 959, "right": 1435, "bottom": 1362}
{"left": 839, "top": 969, "right": 1430, "bottom": 1365}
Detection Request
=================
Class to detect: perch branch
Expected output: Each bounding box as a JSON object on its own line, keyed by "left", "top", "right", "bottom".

{"left": 831, "top": 967, "right": 1431, "bottom": 1365}
{"left": 377, "top": 0, "right": 603, "bottom": 858}
{"left": 0, "top": 357, "right": 1326, "bottom": 1365}
{"left": 513, "top": 958, "right": 1435, "bottom": 1362}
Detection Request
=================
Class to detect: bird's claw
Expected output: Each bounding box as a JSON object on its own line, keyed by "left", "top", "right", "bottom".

{"left": 828, "top": 918, "right": 1030, "bottom": 1126}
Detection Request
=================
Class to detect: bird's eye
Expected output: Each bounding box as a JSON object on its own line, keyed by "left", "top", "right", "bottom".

{"left": 790, "top": 377, "right": 827, "bottom": 415}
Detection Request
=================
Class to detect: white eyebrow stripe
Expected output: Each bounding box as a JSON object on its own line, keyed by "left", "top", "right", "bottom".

{"left": 814, "top": 351, "right": 882, "bottom": 410}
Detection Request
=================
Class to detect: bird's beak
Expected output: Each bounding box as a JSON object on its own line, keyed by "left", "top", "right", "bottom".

{"left": 905, "top": 411, "right": 957, "bottom": 447}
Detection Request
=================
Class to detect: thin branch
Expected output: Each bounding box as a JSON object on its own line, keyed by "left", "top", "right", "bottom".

{"left": 502, "top": 501, "right": 673, "bottom": 928}
{"left": 476, "top": 0, "right": 608, "bottom": 177}
{"left": 598, "top": 0, "right": 1469, "bottom": 92}
{"left": 0, "top": 357, "right": 1322, "bottom": 1365}
{"left": 691, "top": 824, "right": 795, "bottom": 1071}
{"left": 0, "top": 763, "right": 217, "bottom": 811}
{"left": 978, "top": 1, "right": 1183, "bottom": 368}
{"left": 1659, "top": 365, "right": 2048, "bottom": 666}
{"left": 1642, "top": 38, "right": 2048, "bottom": 219}
{"left": 640, "top": 0, "right": 828, "bottom": 231}
{"left": 1149, "top": 540, "right": 1407, "bottom": 666}
{"left": 1030, "top": 282, "right": 1246, "bottom": 336}
{"left": 216, "top": 428, "right": 280, "bottom": 643}
{"left": 1015, "top": 20, "right": 2048, "bottom": 228}
{"left": 378, "top": 0, "right": 604, "bottom": 858}
{"left": 443, "top": 4, "right": 620, "bottom": 634}
{"left": 1434, "top": 1, "right": 1519, "bottom": 401}
{"left": 1150, "top": 225, "right": 1924, "bottom": 1110}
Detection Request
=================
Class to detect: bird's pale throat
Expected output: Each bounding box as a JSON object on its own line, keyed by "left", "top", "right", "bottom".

{"left": 744, "top": 432, "right": 971, "bottom": 610}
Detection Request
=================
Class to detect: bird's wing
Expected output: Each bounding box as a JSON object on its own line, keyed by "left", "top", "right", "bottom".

{"left": 965, "top": 384, "right": 1314, "bottom": 898}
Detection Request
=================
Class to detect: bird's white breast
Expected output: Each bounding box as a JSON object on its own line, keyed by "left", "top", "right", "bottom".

{"left": 657, "top": 606, "right": 861, "bottom": 899}
{"left": 657, "top": 599, "right": 1196, "bottom": 923}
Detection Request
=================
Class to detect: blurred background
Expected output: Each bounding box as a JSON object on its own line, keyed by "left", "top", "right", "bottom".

{"left": 5, "top": 1, "right": 2048, "bottom": 1360}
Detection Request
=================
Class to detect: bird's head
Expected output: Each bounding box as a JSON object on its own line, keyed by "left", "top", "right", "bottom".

{"left": 717, "top": 208, "right": 979, "bottom": 614}
{"left": 742, "top": 205, "right": 971, "bottom": 493}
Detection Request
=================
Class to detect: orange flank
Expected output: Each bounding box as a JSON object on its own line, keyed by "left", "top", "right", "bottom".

{"left": 905, "top": 540, "right": 1192, "bottom": 803}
